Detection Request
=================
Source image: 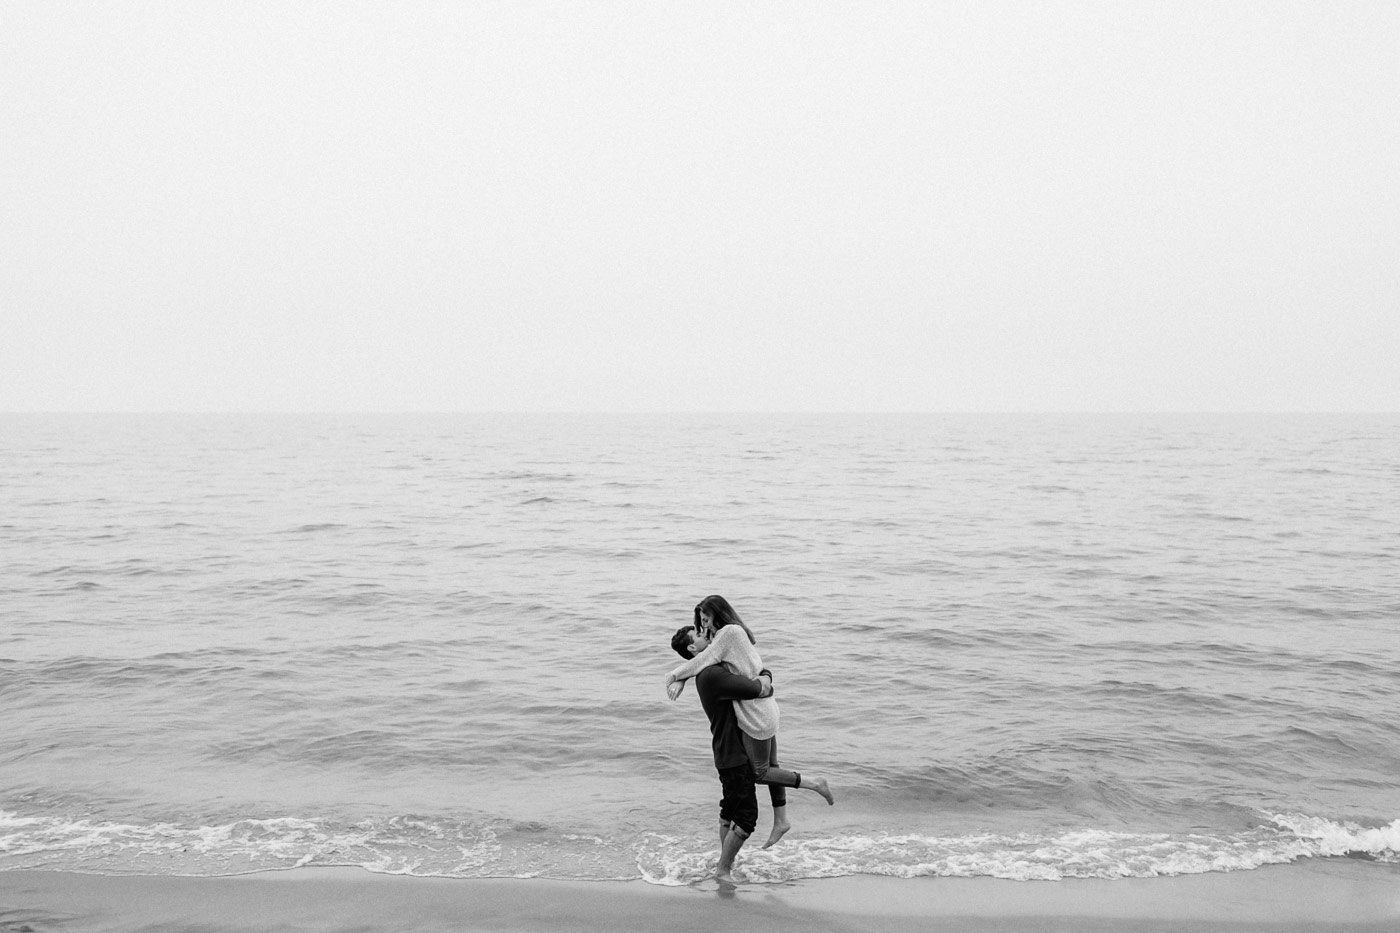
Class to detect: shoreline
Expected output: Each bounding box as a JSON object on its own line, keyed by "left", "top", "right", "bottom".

{"left": 2, "top": 859, "right": 1396, "bottom": 932}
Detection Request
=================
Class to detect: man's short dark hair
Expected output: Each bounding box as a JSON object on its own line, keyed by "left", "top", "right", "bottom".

{"left": 671, "top": 625, "right": 695, "bottom": 660}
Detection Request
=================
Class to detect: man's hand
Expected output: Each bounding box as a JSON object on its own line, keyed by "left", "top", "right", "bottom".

{"left": 757, "top": 673, "right": 773, "bottom": 698}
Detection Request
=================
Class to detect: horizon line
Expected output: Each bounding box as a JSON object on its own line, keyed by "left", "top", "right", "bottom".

{"left": 3, "top": 409, "right": 1397, "bottom": 417}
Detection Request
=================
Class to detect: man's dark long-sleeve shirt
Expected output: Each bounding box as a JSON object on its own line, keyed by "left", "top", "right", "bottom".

{"left": 694, "top": 664, "right": 771, "bottom": 770}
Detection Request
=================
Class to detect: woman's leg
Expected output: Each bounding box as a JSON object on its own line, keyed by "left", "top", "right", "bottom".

{"left": 742, "top": 732, "right": 796, "bottom": 847}
{"left": 741, "top": 732, "right": 800, "bottom": 791}
{"left": 741, "top": 732, "right": 836, "bottom": 818}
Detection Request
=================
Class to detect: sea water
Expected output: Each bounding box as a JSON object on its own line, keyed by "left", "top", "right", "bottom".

{"left": 2, "top": 413, "right": 1397, "bottom": 883}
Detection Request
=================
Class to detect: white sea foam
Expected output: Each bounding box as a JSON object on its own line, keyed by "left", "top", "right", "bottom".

{"left": 1268, "top": 813, "right": 1400, "bottom": 860}
{"left": 637, "top": 817, "right": 1400, "bottom": 884}
{"left": 4, "top": 809, "right": 1396, "bottom": 882}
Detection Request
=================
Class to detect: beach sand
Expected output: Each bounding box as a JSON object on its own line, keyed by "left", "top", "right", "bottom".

{"left": 2, "top": 859, "right": 1396, "bottom": 932}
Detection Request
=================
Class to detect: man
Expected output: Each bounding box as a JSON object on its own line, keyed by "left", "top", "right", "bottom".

{"left": 670, "top": 620, "right": 773, "bottom": 883}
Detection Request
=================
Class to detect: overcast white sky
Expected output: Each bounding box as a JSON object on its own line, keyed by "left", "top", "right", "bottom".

{"left": 2, "top": 2, "right": 1396, "bottom": 412}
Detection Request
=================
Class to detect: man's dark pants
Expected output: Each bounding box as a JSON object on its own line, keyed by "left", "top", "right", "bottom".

{"left": 717, "top": 763, "right": 758, "bottom": 836}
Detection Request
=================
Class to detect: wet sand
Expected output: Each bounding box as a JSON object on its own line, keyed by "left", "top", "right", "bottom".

{"left": 2, "top": 858, "right": 1396, "bottom": 932}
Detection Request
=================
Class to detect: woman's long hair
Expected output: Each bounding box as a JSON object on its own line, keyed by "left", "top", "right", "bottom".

{"left": 695, "top": 594, "right": 756, "bottom": 644}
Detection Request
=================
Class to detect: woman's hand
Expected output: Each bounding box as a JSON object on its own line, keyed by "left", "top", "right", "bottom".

{"left": 666, "top": 678, "right": 686, "bottom": 701}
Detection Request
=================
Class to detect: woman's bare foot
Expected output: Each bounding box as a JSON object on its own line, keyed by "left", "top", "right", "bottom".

{"left": 810, "top": 776, "right": 835, "bottom": 805}
{"left": 762, "top": 819, "right": 791, "bottom": 848}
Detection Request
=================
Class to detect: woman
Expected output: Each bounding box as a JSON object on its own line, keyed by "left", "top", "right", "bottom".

{"left": 667, "top": 595, "right": 834, "bottom": 847}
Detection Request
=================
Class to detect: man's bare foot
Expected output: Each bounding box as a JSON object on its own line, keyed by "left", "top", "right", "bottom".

{"left": 762, "top": 821, "right": 791, "bottom": 849}
{"left": 810, "top": 776, "right": 835, "bottom": 805}
{"left": 715, "top": 870, "right": 738, "bottom": 885}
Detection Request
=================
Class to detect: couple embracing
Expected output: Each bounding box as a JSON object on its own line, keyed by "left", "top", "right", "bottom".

{"left": 667, "top": 594, "right": 835, "bottom": 883}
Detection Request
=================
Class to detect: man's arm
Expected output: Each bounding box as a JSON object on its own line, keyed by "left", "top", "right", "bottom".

{"left": 700, "top": 664, "right": 774, "bottom": 701}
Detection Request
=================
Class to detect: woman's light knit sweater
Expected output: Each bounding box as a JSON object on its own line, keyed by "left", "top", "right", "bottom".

{"left": 669, "top": 624, "right": 779, "bottom": 740}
